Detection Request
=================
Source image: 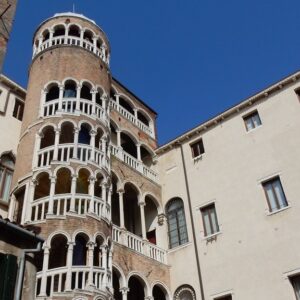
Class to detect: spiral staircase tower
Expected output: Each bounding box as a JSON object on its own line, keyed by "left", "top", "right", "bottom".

{"left": 11, "top": 13, "right": 113, "bottom": 300}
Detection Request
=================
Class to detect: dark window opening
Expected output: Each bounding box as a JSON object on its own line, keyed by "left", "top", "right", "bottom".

{"left": 201, "top": 203, "right": 219, "bottom": 237}
{"left": 137, "top": 111, "right": 149, "bottom": 126}
{"left": 153, "top": 285, "right": 166, "bottom": 300}
{"left": 128, "top": 277, "right": 145, "bottom": 300}
{"left": 121, "top": 133, "right": 136, "bottom": 158}
{"left": 83, "top": 30, "right": 93, "bottom": 43}
{"left": 80, "top": 84, "right": 92, "bottom": 100}
{"left": 243, "top": 110, "right": 262, "bottom": 131}
{"left": 53, "top": 26, "right": 65, "bottom": 37}
{"left": 79, "top": 125, "right": 91, "bottom": 145}
{"left": 12, "top": 99, "right": 24, "bottom": 121}
{"left": 119, "top": 97, "right": 134, "bottom": 115}
{"left": 68, "top": 25, "right": 80, "bottom": 37}
{"left": 46, "top": 86, "right": 59, "bottom": 102}
{"left": 191, "top": 139, "right": 205, "bottom": 158}
{"left": 64, "top": 81, "right": 77, "bottom": 98}
{"left": 73, "top": 235, "right": 88, "bottom": 266}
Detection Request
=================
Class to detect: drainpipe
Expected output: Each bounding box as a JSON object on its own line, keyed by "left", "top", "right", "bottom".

{"left": 15, "top": 242, "right": 42, "bottom": 300}
{"left": 178, "top": 142, "right": 206, "bottom": 300}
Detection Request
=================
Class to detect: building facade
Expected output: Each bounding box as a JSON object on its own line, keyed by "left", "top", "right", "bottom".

{"left": 1, "top": 11, "right": 300, "bottom": 300}
{"left": 0, "top": 0, "right": 18, "bottom": 72}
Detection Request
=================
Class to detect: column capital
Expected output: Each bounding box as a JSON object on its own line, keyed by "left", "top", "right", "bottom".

{"left": 43, "top": 245, "right": 50, "bottom": 252}
{"left": 54, "top": 128, "right": 61, "bottom": 134}
{"left": 101, "top": 94, "right": 109, "bottom": 102}
{"left": 67, "top": 241, "right": 75, "bottom": 249}
{"left": 117, "top": 188, "right": 125, "bottom": 194}
{"left": 73, "top": 127, "right": 80, "bottom": 134}
{"left": 90, "top": 129, "right": 97, "bottom": 136}
{"left": 87, "top": 241, "right": 95, "bottom": 249}
{"left": 120, "top": 287, "right": 129, "bottom": 295}
{"left": 31, "top": 178, "right": 38, "bottom": 186}
{"left": 50, "top": 176, "right": 57, "bottom": 184}
{"left": 138, "top": 201, "right": 146, "bottom": 207}
{"left": 71, "top": 174, "right": 78, "bottom": 181}
{"left": 145, "top": 297, "right": 154, "bottom": 300}
{"left": 89, "top": 176, "right": 96, "bottom": 183}
{"left": 157, "top": 213, "right": 166, "bottom": 226}
{"left": 58, "top": 84, "right": 64, "bottom": 90}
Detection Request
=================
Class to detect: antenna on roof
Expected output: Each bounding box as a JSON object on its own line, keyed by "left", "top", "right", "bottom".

{"left": 73, "top": 3, "right": 75, "bottom": 13}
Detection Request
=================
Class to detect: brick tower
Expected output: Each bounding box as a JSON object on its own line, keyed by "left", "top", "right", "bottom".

{"left": 10, "top": 12, "right": 170, "bottom": 300}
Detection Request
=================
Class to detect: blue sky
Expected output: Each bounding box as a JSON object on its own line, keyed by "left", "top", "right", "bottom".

{"left": 4, "top": 0, "right": 300, "bottom": 145}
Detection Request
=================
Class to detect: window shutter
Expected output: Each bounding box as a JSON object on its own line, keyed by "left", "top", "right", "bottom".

{"left": 0, "top": 253, "right": 18, "bottom": 300}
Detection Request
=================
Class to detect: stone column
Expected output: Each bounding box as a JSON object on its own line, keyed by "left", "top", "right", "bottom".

{"left": 32, "top": 133, "right": 42, "bottom": 168}
{"left": 101, "top": 245, "right": 107, "bottom": 287}
{"left": 139, "top": 201, "right": 147, "bottom": 240}
{"left": 58, "top": 84, "right": 64, "bottom": 112}
{"left": 39, "top": 245, "right": 50, "bottom": 297}
{"left": 120, "top": 287, "right": 129, "bottom": 300}
{"left": 53, "top": 129, "right": 61, "bottom": 161}
{"left": 73, "top": 127, "right": 79, "bottom": 159}
{"left": 137, "top": 143, "right": 142, "bottom": 161}
{"left": 91, "top": 89, "right": 97, "bottom": 116}
{"left": 49, "top": 29, "right": 54, "bottom": 46}
{"left": 76, "top": 84, "right": 82, "bottom": 112}
{"left": 118, "top": 189, "right": 125, "bottom": 228}
{"left": 47, "top": 176, "right": 57, "bottom": 215}
{"left": 101, "top": 182, "right": 107, "bottom": 204}
{"left": 87, "top": 242, "right": 95, "bottom": 288}
{"left": 101, "top": 93, "right": 108, "bottom": 112}
{"left": 80, "top": 29, "right": 84, "bottom": 46}
{"left": 38, "top": 35, "right": 43, "bottom": 51}
{"left": 25, "top": 179, "right": 37, "bottom": 222}
{"left": 90, "top": 129, "right": 96, "bottom": 162}
{"left": 70, "top": 175, "right": 77, "bottom": 213}
{"left": 133, "top": 108, "right": 138, "bottom": 119}
{"left": 39, "top": 89, "right": 47, "bottom": 118}
{"left": 88, "top": 176, "right": 95, "bottom": 214}
{"left": 65, "top": 242, "right": 74, "bottom": 291}
{"left": 93, "top": 36, "right": 98, "bottom": 54}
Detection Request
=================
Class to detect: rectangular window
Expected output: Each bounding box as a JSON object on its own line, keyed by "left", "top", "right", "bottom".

{"left": 262, "top": 177, "right": 288, "bottom": 212}
{"left": 291, "top": 275, "right": 300, "bottom": 300}
{"left": 243, "top": 110, "right": 261, "bottom": 131}
{"left": 0, "top": 168, "right": 13, "bottom": 203}
{"left": 190, "top": 139, "right": 205, "bottom": 158}
{"left": 201, "top": 203, "right": 219, "bottom": 237}
{"left": 12, "top": 99, "right": 24, "bottom": 121}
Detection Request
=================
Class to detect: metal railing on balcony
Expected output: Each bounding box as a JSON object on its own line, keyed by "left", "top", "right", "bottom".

{"left": 112, "top": 225, "right": 167, "bottom": 264}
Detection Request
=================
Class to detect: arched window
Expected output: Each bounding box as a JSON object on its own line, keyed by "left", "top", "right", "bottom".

{"left": 73, "top": 233, "right": 88, "bottom": 266}
{"left": 46, "top": 84, "right": 59, "bottom": 102}
{"left": 80, "top": 83, "right": 92, "bottom": 100}
{"left": 83, "top": 30, "right": 93, "bottom": 43}
{"left": 0, "top": 154, "right": 15, "bottom": 202}
{"left": 137, "top": 111, "right": 150, "bottom": 127}
{"left": 166, "top": 198, "right": 188, "bottom": 249}
{"left": 68, "top": 25, "right": 80, "bottom": 37}
{"left": 174, "top": 285, "right": 196, "bottom": 300}
{"left": 64, "top": 81, "right": 77, "bottom": 98}
{"left": 119, "top": 97, "right": 134, "bottom": 115}
{"left": 53, "top": 25, "right": 65, "bottom": 37}
{"left": 49, "top": 234, "right": 68, "bottom": 269}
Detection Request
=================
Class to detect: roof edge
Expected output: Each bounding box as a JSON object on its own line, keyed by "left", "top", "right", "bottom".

{"left": 156, "top": 69, "right": 300, "bottom": 154}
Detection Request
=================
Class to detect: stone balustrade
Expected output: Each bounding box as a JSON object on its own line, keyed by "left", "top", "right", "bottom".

{"left": 112, "top": 225, "right": 167, "bottom": 264}
{"left": 110, "top": 144, "right": 158, "bottom": 182}
{"left": 37, "top": 143, "right": 109, "bottom": 171}
{"left": 110, "top": 100, "right": 154, "bottom": 138}
{"left": 33, "top": 35, "right": 110, "bottom": 64}
{"left": 36, "top": 266, "right": 111, "bottom": 298}
{"left": 30, "top": 194, "right": 110, "bottom": 222}
{"left": 43, "top": 97, "right": 107, "bottom": 124}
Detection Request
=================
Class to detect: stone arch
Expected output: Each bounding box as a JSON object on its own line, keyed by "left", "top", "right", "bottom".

{"left": 52, "top": 23, "right": 67, "bottom": 37}
{"left": 173, "top": 285, "right": 196, "bottom": 300}
{"left": 127, "top": 272, "right": 150, "bottom": 298}
{"left": 53, "top": 165, "right": 74, "bottom": 177}
{"left": 67, "top": 23, "right": 82, "bottom": 37}
{"left": 151, "top": 281, "right": 171, "bottom": 300}
{"left": 32, "top": 169, "right": 52, "bottom": 181}
{"left": 46, "top": 230, "right": 71, "bottom": 248}
{"left": 38, "top": 123, "right": 57, "bottom": 135}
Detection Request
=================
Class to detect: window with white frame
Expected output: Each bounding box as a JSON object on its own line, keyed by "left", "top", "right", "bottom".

{"left": 290, "top": 275, "right": 300, "bottom": 300}
{"left": 0, "top": 154, "right": 15, "bottom": 203}
{"left": 243, "top": 110, "right": 261, "bottom": 131}
{"left": 190, "top": 138, "right": 205, "bottom": 158}
{"left": 166, "top": 198, "right": 188, "bottom": 249}
{"left": 262, "top": 176, "right": 288, "bottom": 212}
{"left": 201, "top": 203, "right": 219, "bottom": 237}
